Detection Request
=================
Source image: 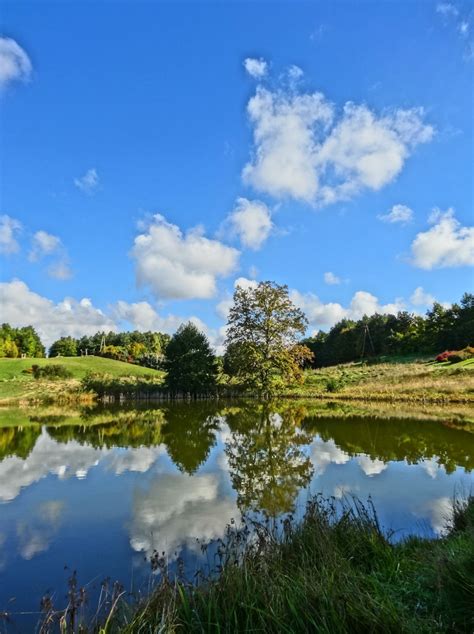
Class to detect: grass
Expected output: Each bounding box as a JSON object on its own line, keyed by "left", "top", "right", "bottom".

{"left": 284, "top": 357, "right": 474, "bottom": 403}
{"left": 39, "top": 495, "right": 474, "bottom": 633}
{"left": 0, "top": 356, "right": 164, "bottom": 404}
{"left": 1, "top": 355, "right": 472, "bottom": 405}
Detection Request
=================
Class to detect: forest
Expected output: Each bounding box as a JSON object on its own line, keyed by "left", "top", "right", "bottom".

{"left": 302, "top": 293, "right": 474, "bottom": 367}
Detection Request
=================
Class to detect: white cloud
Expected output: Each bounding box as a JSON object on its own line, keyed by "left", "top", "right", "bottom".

{"left": 378, "top": 204, "right": 413, "bottom": 224}
{"left": 418, "top": 496, "right": 453, "bottom": 535}
{"left": 436, "top": 3, "right": 473, "bottom": 59}
{"left": 224, "top": 198, "right": 273, "bottom": 250}
{"left": 17, "top": 500, "right": 65, "bottom": 560}
{"left": 459, "top": 21, "right": 470, "bottom": 36}
{"left": 0, "top": 215, "right": 21, "bottom": 254}
{"left": 310, "top": 438, "right": 350, "bottom": 476}
{"left": 0, "top": 427, "right": 165, "bottom": 503}
{"left": 234, "top": 276, "right": 258, "bottom": 291}
{"left": 29, "top": 230, "right": 62, "bottom": 261}
{"left": 0, "top": 37, "right": 32, "bottom": 88}
{"left": 130, "top": 472, "right": 239, "bottom": 561}
{"left": 287, "top": 64, "right": 304, "bottom": 81}
{"left": 357, "top": 455, "right": 387, "bottom": 477}
{"left": 242, "top": 81, "right": 433, "bottom": 206}
{"left": 0, "top": 279, "right": 116, "bottom": 348}
{"left": 131, "top": 214, "right": 239, "bottom": 300}
{"left": 436, "top": 2, "right": 459, "bottom": 17}
{"left": 410, "top": 286, "right": 435, "bottom": 307}
{"left": 48, "top": 260, "right": 73, "bottom": 280}
{"left": 323, "top": 271, "right": 341, "bottom": 285}
{"left": 243, "top": 57, "right": 268, "bottom": 78}
{"left": 74, "top": 168, "right": 99, "bottom": 193}
{"left": 242, "top": 86, "right": 334, "bottom": 202}
{"left": 411, "top": 208, "right": 474, "bottom": 269}
{"left": 113, "top": 300, "right": 208, "bottom": 334}
{"left": 291, "top": 289, "right": 405, "bottom": 331}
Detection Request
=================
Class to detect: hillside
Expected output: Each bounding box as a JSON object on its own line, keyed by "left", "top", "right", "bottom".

{"left": 0, "top": 356, "right": 164, "bottom": 403}
{"left": 286, "top": 357, "right": 474, "bottom": 403}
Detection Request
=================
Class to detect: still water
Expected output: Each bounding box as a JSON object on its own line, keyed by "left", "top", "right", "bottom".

{"left": 0, "top": 401, "right": 473, "bottom": 628}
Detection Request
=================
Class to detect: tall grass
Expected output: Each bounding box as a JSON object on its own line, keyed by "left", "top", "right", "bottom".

{"left": 37, "top": 495, "right": 473, "bottom": 633}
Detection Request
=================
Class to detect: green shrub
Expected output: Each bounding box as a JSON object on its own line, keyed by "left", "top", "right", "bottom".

{"left": 32, "top": 364, "right": 73, "bottom": 380}
{"left": 325, "top": 376, "right": 346, "bottom": 392}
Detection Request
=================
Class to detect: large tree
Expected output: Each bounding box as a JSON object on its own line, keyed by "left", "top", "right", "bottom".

{"left": 164, "top": 322, "right": 218, "bottom": 395}
{"left": 224, "top": 281, "right": 313, "bottom": 397}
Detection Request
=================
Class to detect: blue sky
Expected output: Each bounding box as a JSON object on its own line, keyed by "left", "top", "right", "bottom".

{"left": 1, "top": 1, "right": 473, "bottom": 348}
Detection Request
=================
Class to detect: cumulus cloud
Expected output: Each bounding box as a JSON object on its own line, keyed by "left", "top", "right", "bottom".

{"left": 74, "top": 168, "right": 99, "bottom": 193}
{"left": 378, "top": 204, "right": 413, "bottom": 224}
{"left": 0, "top": 279, "right": 116, "bottom": 348}
{"left": 243, "top": 57, "right": 268, "bottom": 78}
{"left": 411, "top": 208, "right": 474, "bottom": 269}
{"left": 242, "top": 81, "right": 433, "bottom": 205}
{"left": 224, "top": 198, "right": 273, "bottom": 250}
{"left": 17, "top": 500, "right": 65, "bottom": 560}
{"left": 323, "top": 271, "right": 341, "bottom": 285}
{"left": 113, "top": 300, "right": 208, "bottom": 335}
{"left": 0, "top": 215, "right": 21, "bottom": 254}
{"left": 357, "top": 455, "right": 387, "bottom": 477}
{"left": 0, "top": 427, "right": 166, "bottom": 503}
{"left": 291, "top": 289, "right": 405, "bottom": 331}
{"left": 131, "top": 214, "right": 239, "bottom": 300}
{"left": 418, "top": 496, "right": 453, "bottom": 535}
{"left": 242, "top": 87, "right": 334, "bottom": 201}
{"left": 310, "top": 438, "right": 350, "bottom": 476}
{"left": 0, "top": 37, "right": 32, "bottom": 88}
{"left": 130, "top": 472, "right": 239, "bottom": 560}
{"left": 410, "top": 286, "right": 435, "bottom": 307}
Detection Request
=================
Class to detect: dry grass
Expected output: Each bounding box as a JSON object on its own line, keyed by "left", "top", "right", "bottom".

{"left": 286, "top": 360, "right": 474, "bottom": 404}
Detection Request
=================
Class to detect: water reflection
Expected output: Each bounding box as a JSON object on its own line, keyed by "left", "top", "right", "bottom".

{"left": 225, "top": 403, "right": 314, "bottom": 515}
{"left": 0, "top": 401, "right": 472, "bottom": 623}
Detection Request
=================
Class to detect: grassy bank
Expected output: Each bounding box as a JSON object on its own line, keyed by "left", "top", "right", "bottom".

{"left": 1, "top": 356, "right": 472, "bottom": 405}
{"left": 285, "top": 357, "right": 474, "bottom": 403}
{"left": 0, "top": 357, "right": 164, "bottom": 405}
{"left": 41, "top": 496, "right": 474, "bottom": 633}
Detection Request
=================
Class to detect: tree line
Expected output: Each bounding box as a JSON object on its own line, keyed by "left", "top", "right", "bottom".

{"left": 49, "top": 330, "right": 171, "bottom": 369}
{"left": 0, "top": 324, "right": 45, "bottom": 358}
{"left": 302, "top": 293, "right": 474, "bottom": 367}
{"left": 1, "top": 286, "right": 473, "bottom": 397}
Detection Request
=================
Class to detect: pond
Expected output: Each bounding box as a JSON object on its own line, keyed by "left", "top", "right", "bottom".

{"left": 0, "top": 400, "right": 473, "bottom": 630}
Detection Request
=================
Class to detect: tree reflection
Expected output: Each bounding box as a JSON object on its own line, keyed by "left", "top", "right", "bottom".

{"left": 46, "top": 407, "right": 164, "bottom": 449}
{"left": 302, "top": 415, "right": 474, "bottom": 474}
{"left": 224, "top": 403, "right": 314, "bottom": 516}
{"left": 0, "top": 424, "right": 42, "bottom": 461}
{"left": 161, "top": 403, "right": 222, "bottom": 474}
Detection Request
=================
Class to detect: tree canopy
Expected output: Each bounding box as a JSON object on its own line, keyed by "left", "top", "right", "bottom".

{"left": 303, "top": 292, "right": 474, "bottom": 367}
{"left": 224, "top": 281, "right": 313, "bottom": 396}
{"left": 164, "top": 322, "right": 218, "bottom": 395}
{"left": 0, "top": 324, "right": 45, "bottom": 358}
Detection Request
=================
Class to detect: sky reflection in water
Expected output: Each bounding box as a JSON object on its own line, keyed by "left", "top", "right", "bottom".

{"left": 0, "top": 401, "right": 472, "bottom": 626}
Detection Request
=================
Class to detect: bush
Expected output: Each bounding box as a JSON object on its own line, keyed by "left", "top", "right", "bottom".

{"left": 32, "top": 364, "right": 73, "bottom": 380}
{"left": 436, "top": 347, "right": 474, "bottom": 363}
{"left": 137, "top": 352, "right": 165, "bottom": 370}
{"left": 447, "top": 350, "right": 471, "bottom": 363}
{"left": 325, "top": 376, "right": 346, "bottom": 392}
{"left": 435, "top": 351, "right": 453, "bottom": 362}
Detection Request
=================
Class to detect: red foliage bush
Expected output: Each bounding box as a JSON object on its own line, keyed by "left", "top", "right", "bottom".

{"left": 435, "top": 351, "right": 453, "bottom": 362}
